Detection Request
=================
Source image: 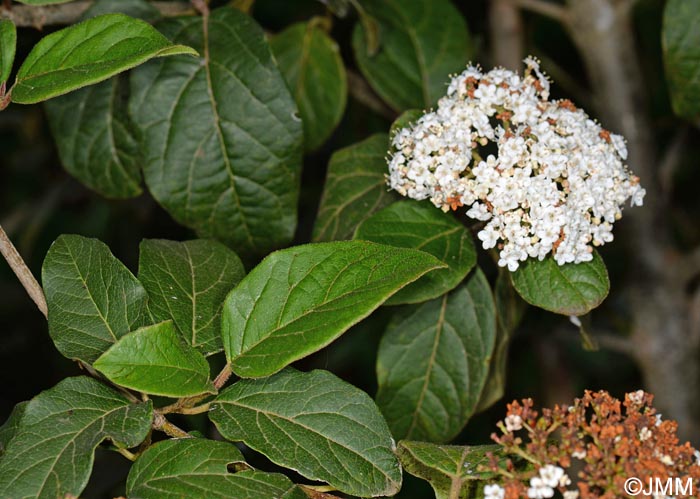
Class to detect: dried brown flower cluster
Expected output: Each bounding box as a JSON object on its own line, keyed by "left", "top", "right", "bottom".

{"left": 484, "top": 390, "right": 700, "bottom": 499}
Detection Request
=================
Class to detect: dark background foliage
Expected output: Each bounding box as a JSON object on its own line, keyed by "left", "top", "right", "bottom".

{"left": 1, "top": 0, "right": 698, "bottom": 496}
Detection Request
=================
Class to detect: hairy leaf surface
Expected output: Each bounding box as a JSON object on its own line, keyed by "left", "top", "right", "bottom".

{"left": 94, "top": 321, "right": 215, "bottom": 397}
{"left": 210, "top": 368, "right": 403, "bottom": 497}
{"left": 222, "top": 240, "right": 445, "bottom": 377}
{"left": 313, "top": 134, "right": 397, "bottom": 241}
{"left": 42, "top": 234, "right": 149, "bottom": 364}
{"left": 352, "top": 0, "right": 473, "bottom": 111}
{"left": 271, "top": 21, "right": 347, "bottom": 151}
{"left": 0, "top": 377, "right": 152, "bottom": 499}
{"left": 397, "top": 441, "right": 501, "bottom": 499}
{"left": 130, "top": 7, "right": 303, "bottom": 257}
{"left": 376, "top": 270, "right": 496, "bottom": 442}
{"left": 510, "top": 251, "right": 609, "bottom": 316}
{"left": 127, "top": 438, "right": 306, "bottom": 499}
{"left": 355, "top": 200, "right": 476, "bottom": 304}
{"left": 45, "top": 77, "right": 142, "bottom": 198}
{"left": 0, "top": 19, "right": 16, "bottom": 84}
{"left": 663, "top": 0, "right": 700, "bottom": 119}
{"left": 138, "top": 239, "right": 245, "bottom": 355}
{"left": 12, "top": 13, "right": 196, "bottom": 104}
{"left": 0, "top": 402, "right": 27, "bottom": 457}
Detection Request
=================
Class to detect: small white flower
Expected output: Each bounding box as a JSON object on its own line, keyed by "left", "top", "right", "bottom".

{"left": 628, "top": 389, "right": 645, "bottom": 405}
{"left": 505, "top": 414, "right": 523, "bottom": 432}
{"left": 655, "top": 414, "right": 663, "bottom": 426}
{"left": 572, "top": 450, "right": 586, "bottom": 460}
{"left": 639, "top": 427, "right": 652, "bottom": 441}
{"left": 386, "top": 57, "right": 644, "bottom": 271}
{"left": 660, "top": 454, "right": 674, "bottom": 466}
{"left": 563, "top": 491, "right": 579, "bottom": 499}
{"left": 694, "top": 449, "right": 700, "bottom": 465}
{"left": 484, "top": 484, "right": 505, "bottom": 499}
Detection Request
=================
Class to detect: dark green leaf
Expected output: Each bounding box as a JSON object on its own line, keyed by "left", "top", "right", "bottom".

{"left": 663, "top": 0, "right": 700, "bottom": 119}
{"left": 510, "top": 251, "right": 609, "bottom": 316}
{"left": 0, "top": 402, "right": 27, "bottom": 457}
{"left": 355, "top": 200, "right": 476, "bottom": 304}
{"left": 475, "top": 269, "right": 526, "bottom": 412}
{"left": 0, "top": 19, "right": 16, "bottom": 84}
{"left": 44, "top": 76, "right": 142, "bottom": 198}
{"left": 0, "top": 377, "right": 152, "bottom": 499}
{"left": 82, "top": 0, "right": 162, "bottom": 22}
{"left": 390, "top": 109, "right": 422, "bottom": 138}
{"left": 397, "top": 441, "right": 501, "bottom": 499}
{"left": 222, "top": 240, "right": 445, "bottom": 377}
{"left": 313, "top": 134, "right": 397, "bottom": 241}
{"left": 94, "top": 321, "right": 215, "bottom": 397}
{"left": 271, "top": 21, "right": 347, "bottom": 151}
{"left": 376, "top": 269, "right": 496, "bottom": 442}
{"left": 127, "top": 438, "right": 307, "bottom": 499}
{"left": 42, "top": 234, "right": 149, "bottom": 364}
{"left": 210, "top": 368, "right": 403, "bottom": 497}
{"left": 129, "top": 8, "right": 303, "bottom": 258}
{"left": 352, "top": 0, "right": 473, "bottom": 111}
{"left": 138, "top": 239, "right": 245, "bottom": 355}
{"left": 11, "top": 14, "right": 196, "bottom": 104}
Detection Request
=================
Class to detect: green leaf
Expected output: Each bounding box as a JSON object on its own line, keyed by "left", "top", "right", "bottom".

{"left": 138, "top": 239, "right": 245, "bottom": 355}
{"left": 510, "top": 251, "right": 610, "bottom": 316}
{"left": 210, "top": 368, "right": 403, "bottom": 497}
{"left": 376, "top": 269, "right": 496, "bottom": 442}
{"left": 11, "top": 13, "right": 197, "bottom": 104}
{"left": 0, "top": 377, "right": 153, "bottom": 499}
{"left": 475, "top": 269, "right": 526, "bottom": 412}
{"left": 94, "top": 321, "right": 215, "bottom": 397}
{"left": 0, "top": 19, "right": 16, "bottom": 84}
{"left": 44, "top": 76, "right": 143, "bottom": 198}
{"left": 42, "top": 234, "right": 149, "bottom": 364}
{"left": 42, "top": 0, "right": 167, "bottom": 199}
{"left": 390, "top": 109, "right": 423, "bottom": 138}
{"left": 663, "top": 0, "right": 700, "bottom": 119}
{"left": 352, "top": 0, "right": 473, "bottom": 111}
{"left": 354, "top": 200, "right": 476, "bottom": 305}
{"left": 222, "top": 240, "right": 445, "bottom": 378}
{"left": 0, "top": 402, "right": 27, "bottom": 457}
{"left": 397, "top": 441, "right": 501, "bottom": 499}
{"left": 127, "top": 438, "right": 307, "bottom": 499}
{"left": 312, "top": 134, "right": 397, "bottom": 241}
{"left": 129, "top": 8, "right": 303, "bottom": 258}
{"left": 271, "top": 21, "right": 347, "bottom": 151}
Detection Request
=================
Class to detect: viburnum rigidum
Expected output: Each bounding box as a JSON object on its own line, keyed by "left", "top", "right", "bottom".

{"left": 387, "top": 58, "right": 645, "bottom": 271}
{"left": 482, "top": 390, "right": 700, "bottom": 498}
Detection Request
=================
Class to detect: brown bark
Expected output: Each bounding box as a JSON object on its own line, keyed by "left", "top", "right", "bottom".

{"left": 0, "top": 1, "right": 193, "bottom": 28}
{"left": 564, "top": 0, "right": 700, "bottom": 443}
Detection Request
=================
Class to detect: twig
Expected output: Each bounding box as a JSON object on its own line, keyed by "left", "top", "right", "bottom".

{"left": 114, "top": 447, "right": 137, "bottom": 461}
{"left": 152, "top": 412, "right": 192, "bottom": 439}
{"left": 0, "top": 1, "right": 193, "bottom": 28}
{"left": 213, "top": 363, "right": 233, "bottom": 389}
{"left": 510, "top": 0, "right": 569, "bottom": 23}
{"left": 490, "top": 0, "right": 524, "bottom": 71}
{"left": 346, "top": 70, "right": 396, "bottom": 121}
{"left": 0, "top": 224, "right": 47, "bottom": 318}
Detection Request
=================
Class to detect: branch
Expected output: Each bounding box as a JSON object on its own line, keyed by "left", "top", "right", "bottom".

{"left": 490, "top": 0, "right": 524, "bottom": 71}
{"left": 0, "top": 224, "right": 47, "bottom": 318}
{"left": 152, "top": 412, "right": 192, "bottom": 439}
{"left": 0, "top": 1, "right": 194, "bottom": 28}
{"left": 510, "top": 0, "right": 569, "bottom": 24}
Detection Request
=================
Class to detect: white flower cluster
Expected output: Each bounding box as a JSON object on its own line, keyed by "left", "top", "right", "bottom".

{"left": 528, "top": 465, "right": 571, "bottom": 498}
{"left": 484, "top": 484, "right": 505, "bottom": 499}
{"left": 387, "top": 57, "right": 645, "bottom": 271}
